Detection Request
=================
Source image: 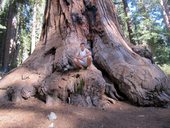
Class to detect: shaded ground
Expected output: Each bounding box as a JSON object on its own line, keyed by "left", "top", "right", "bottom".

{"left": 0, "top": 98, "right": 170, "bottom": 128}
{"left": 0, "top": 74, "right": 170, "bottom": 128}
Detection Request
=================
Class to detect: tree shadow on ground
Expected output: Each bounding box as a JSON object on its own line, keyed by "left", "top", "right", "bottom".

{"left": 0, "top": 99, "right": 170, "bottom": 128}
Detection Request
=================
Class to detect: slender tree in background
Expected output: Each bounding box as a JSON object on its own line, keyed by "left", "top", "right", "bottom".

{"left": 160, "top": 0, "right": 170, "bottom": 30}
{"left": 2, "top": 1, "right": 17, "bottom": 71}
{"left": 0, "top": 0, "right": 1, "bottom": 10}
{"left": 118, "top": 0, "right": 170, "bottom": 64}
{"left": 0, "top": 0, "right": 45, "bottom": 69}
{"left": 0, "top": 0, "right": 7, "bottom": 67}
{"left": 30, "top": 0, "right": 45, "bottom": 54}
{"left": 122, "top": 0, "right": 135, "bottom": 44}
{"left": 0, "top": 0, "right": 3, "bottom": 10}
{"left": 0, "top": 0, "right": 170, "bottom": 107}
{"left": 30, "top": 2, "right": 37, "bottom": 54}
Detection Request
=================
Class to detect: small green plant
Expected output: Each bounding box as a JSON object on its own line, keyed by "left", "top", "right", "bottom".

{"left": 160, "top": 64, "right": 170, "bottom": 77}
{"left": 75, "top": 79, "right": 85, "bottom": 95}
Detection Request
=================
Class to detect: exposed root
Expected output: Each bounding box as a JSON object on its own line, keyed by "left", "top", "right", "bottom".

{"left": 105, "top": 83, "right": 124, "bottom": 101}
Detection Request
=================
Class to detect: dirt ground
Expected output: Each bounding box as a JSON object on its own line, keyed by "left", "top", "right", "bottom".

{"left": 0, "top": 98, "right": 170, "bottom": 128}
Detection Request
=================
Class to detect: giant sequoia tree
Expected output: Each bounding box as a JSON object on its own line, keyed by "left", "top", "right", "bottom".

{"left": 0, "top": 0, "right": 170, "bottom": 107}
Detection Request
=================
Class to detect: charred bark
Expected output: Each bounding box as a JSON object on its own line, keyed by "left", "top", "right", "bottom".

{"left": 0, "top": 0, "right": 170, "bottom": 107}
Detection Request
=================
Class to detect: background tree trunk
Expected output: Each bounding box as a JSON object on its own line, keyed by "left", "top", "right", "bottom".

{"left": 0, "top": 0, "right": 2, "bottom": 10}
{"left": 2, "top": 1, "right": 17, "bottom": 72}
{"left": 0, "top": 24, "right": 6, "bottom": 68}
{"left": 122, "top": 0, "right": 135, "bottom": 44}
{"left": 31, "top": 2, "right": 37, "bottom": 54}
{"left": 0, "top": 0, "right": 169, "bottom": 107}
{"left": 160, "top": 0, "right": 170, "bottom": 30}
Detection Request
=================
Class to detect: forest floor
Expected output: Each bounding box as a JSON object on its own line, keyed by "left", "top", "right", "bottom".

{"left": 0, "top": 73, "right": 170, "bottom": 128}
{"left": 0, "top": 98, "right": 170, "bottom": 128}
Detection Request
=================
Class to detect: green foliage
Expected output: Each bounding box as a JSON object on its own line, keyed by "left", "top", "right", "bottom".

{"left": 149, "top": 36, "right": 170, "bottom": 65}
{"left": 16, "top": 0, "right": 45, "bottom": 65}
{"left": 168, "top": 0, "right": 170, "bottom": 4}
{"left": 160, "top": 64, "right": 170, "bottom": 76}
{"left": 0, "top": 0, "right": 9, "bottom": 31}
{"left": 0, "top": 0, "right": 9, "bottom": 67}
{"left": 75, "top": 79, "right": 85, "bottom": 95}
{"left": 18, "top": 28, "right": 31, "bottom": 65}
{"left": 114, "top": 0, "right": 170, "bottom": 65}
{"left": 0, "top": 0, "right": 46, "bottom": 69}
{"left": 114, "top": 0, "right": 129, "bottom": 39}
{"left": 0, "top": 0, "right": 10, "bottom": 14}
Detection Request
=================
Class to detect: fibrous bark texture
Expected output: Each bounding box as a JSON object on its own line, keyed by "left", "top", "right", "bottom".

{"left": 0, "top": 0, "right": 170, "bottom": 107}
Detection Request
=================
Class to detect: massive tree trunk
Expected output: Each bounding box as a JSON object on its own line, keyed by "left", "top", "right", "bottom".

{"left": 0, "top": 0, "right": 170, "bottom": 107}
